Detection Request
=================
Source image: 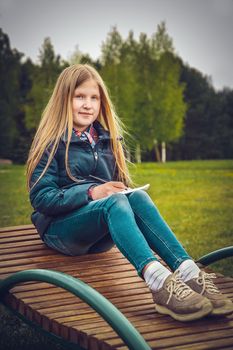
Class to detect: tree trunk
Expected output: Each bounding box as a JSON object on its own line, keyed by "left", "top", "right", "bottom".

{"left": 135, "top": 143, "right": 141, "bottom": 163}
{"left": 154, "top": 139, "right": 161, "bottom": 162}
{"left": 161, "top": 141, "right": 166, "bottom": 163}
{"left": 125, "top": 148, "right": 131, "bottom": 162}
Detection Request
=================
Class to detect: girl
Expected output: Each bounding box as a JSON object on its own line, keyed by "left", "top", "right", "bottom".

{"left": 27, "top": 64, "right": 233, "bottom": 322}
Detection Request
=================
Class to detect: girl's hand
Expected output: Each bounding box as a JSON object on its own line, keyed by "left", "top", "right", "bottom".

{"left": 91, "top": 181, "right": 126, "bottom": 200}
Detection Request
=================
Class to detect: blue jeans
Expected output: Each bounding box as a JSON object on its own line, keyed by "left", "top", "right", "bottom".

{"left": 43, "top": 190, "right": 191, "bottom": 277}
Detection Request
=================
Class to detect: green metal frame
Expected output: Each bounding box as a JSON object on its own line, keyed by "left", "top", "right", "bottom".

{"left": 0, "top": 269, "right": 151, "bottom": 350}
{"left": 196, "top": 246, "right": 233, "bottom": 266}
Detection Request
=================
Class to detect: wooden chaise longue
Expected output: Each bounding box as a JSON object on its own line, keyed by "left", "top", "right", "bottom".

{"left": 0, "top": 224, "right": 233, "bottom": 350}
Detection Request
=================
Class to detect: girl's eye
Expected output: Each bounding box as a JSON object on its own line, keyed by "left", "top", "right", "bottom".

{"left": 74, "top": 95, "right": 99, "bottom": 100}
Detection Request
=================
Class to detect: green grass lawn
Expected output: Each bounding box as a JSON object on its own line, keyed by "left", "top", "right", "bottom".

{"left": 0, "top": 159, "right": 233, "bottom": 276}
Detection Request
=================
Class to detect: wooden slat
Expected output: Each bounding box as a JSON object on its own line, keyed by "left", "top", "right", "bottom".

{"left": 0, "top": 224, "right": 34, "bottom": 233}
{"left": 1, "top": 224, "right": 233, "bottom": 350}
{"left": 0, "top": 257, "right": 128, "bottom": 279}
{"left": 0, "top": 227, "right": 37, "bottom": 237}
{"left": 0, "top": 240, "right": 43, "bottom": 250}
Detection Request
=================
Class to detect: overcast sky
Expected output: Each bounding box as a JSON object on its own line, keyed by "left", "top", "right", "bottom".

{"left": 1, "top": 0, "right": 233, "bottom": 90}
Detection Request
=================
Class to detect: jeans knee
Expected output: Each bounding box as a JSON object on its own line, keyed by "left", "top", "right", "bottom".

{"left": 128, "top": 190, "right": 151, "bottom": 204}
{"left": 105, "top": 192, "right": 129, "bottom": 208}
{"left": 128, "top": 190, "right": 159, "bottom": 212}
{"left": 102, "top": 193, "right": 130, "bottom": 218}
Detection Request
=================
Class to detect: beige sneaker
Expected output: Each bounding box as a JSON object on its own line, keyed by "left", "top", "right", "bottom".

{"left": 186, "top": 271, "right": 233, "bottom": 316}
{"left": 151, "top": 271, "right": 213, "bottom": 322}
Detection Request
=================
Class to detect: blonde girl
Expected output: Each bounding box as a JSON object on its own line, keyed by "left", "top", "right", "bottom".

{"left": 27, "top": 64, "right": 233, "bottom": 322}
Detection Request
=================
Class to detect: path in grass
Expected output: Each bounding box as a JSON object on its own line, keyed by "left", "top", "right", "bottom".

{"left": 0, "top": 159, "right": 232, "bottom": 276}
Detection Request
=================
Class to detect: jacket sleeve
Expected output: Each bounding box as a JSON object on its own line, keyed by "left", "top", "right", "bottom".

{"left": 29, "top": 150, "right": 95, "bottom": 216}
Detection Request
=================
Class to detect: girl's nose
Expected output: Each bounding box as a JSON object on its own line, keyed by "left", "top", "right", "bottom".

{"left": 83, "top": 100, "right": 91, "bottom": 109}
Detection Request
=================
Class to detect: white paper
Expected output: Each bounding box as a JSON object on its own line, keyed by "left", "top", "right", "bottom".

{"left": 118, "top": 183, "right": 150, "bottom": 195}
{"left": 92, "top": 184, "right": 150, "bottom": 202}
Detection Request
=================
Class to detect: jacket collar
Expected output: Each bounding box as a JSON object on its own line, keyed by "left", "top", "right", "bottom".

{"left": 61, "top": 120, "right": 111, "bottom": 143}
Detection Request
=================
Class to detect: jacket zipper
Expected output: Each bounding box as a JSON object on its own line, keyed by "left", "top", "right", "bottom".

{"left": 92, "top": 143, "right": 100, "bottom": 173}
{"left": 79, "top": 140, "right": 99, "bottom": 173}
{"left": 75, "top": 136, "right": 110, "bottom": 174}
{"left": 91, "top": 137, "right": 109, "bottom": 173}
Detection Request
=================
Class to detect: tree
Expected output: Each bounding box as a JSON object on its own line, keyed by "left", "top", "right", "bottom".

{"left": 100, "top": 26, "right": 124, "bottom": 109}
{"left": 149, "top": 23, "right": 186, "bottom": 162}
{"left": 38, "top": 37, "right": 62, "bottom": 84}
{"left": 150, "top": 52, "right": 187, "bottom": 162}
{"left": 173, "top": 63, "right": 217, "bottom": 160}
{"left": 69, "top": 44, "right": 102, "bottom": 70}
{"left": 100, "top": 23, "right": 187, "bottom": 163}
{"left": 130, "top": 32, "right": 155, "bottom": 162}
{"left": 12, "top": 58, "right": 36, "bottom": 163}
{"left": 124, "top": 22, "right": 186, "bottom": 163}
{"left": 218, "top": 89, "right": 233, "bottom": 158}
{"left": 117, "top": 31, "right": 140, "bottom": 161}
{"left": 101, "top": 26, "right": 123, "bottom": 66}
{"left": 25, "top": 37, "right": 65, "bottom": 131}
{"left": 151, "top": 21, "right": 175, "bottom": 59}
{"left": 0, "top": 28, "right": 23, "bottom": 159}
{"left": 101, "top": 28, "right": 143, "bottom": 162}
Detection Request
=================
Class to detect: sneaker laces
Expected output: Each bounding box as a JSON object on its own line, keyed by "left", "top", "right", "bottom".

{"left": 166, "top": 271, "right": 193, "bottom": 304}
{"left": 196, "top": 272, "right": 220, "bottom": 295}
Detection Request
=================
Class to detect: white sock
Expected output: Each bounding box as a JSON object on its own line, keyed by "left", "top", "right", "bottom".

{"left": 143, "top": 261, "right": 172, "bottom": 292}
{"left": 177, "top": 259, "right": 200, "bottom": 282}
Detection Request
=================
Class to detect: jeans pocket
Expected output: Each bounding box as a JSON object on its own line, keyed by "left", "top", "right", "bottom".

{"left": 43, "top": 233, "right": 75, "bottom": 256}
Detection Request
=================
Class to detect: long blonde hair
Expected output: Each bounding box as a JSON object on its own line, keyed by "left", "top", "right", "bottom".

{"left": 26, "top": 64, "right": 131, "bottom": 190}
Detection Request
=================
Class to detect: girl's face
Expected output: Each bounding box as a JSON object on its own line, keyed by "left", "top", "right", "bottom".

{"left": 72, "top": 79, "right": 101, "bottom": 131}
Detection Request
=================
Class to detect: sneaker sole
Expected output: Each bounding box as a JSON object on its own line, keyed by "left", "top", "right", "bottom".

{"left": 210, "top": 306, "right": 233, "bottom": 316}
{"left": 155, "top": 301, "right": 213, "bottom": 322}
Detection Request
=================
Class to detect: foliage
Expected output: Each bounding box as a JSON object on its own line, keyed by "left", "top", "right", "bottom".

{"left": 170, "top": 64, "right": 233, "bottom": 160}
{"left": 68, "top": 44, "right": 102, "bottom": 70}
{"left": 149, "top": 52, "right": 187, "bottom": 145}
{"left": 100, "top": 24, "right": 187, "bottom": 160}
{"left": 100, "top": 29, "right": 138, "bottom": 149}
{"left": 101, "top": 26, "right": 123, "bottom": 65}
{"left": 150, "top": 21, "right": 175, "bottom": 59}
{"left": 0, "top": 24, "right": 233, "bottom": 163}
{"left": 0, "top": 28, "right": 23, "bottom": 159}
{"left": 24, "top": 37, "right": 66, "bottom": 132}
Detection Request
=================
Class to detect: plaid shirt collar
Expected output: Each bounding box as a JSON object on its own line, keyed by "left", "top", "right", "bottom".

{"left": 61, "top": 121, "right": 111, "bottom": 143}
{"left": 73, "top": 124, "right": 98, "bottom": 148}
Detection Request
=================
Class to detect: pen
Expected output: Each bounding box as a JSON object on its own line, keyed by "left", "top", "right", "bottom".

{"left": 89, "top": 174, "right": 129, "bottom": 190}
{"left": 89, "top": 175, "right": 108, "bottom": 183}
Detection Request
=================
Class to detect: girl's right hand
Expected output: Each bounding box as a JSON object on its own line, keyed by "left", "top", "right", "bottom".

{"left": 91, "top": 181, "right": 127, "bottom": 200}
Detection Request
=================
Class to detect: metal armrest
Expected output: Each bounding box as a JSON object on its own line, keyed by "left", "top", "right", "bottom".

{"left": 196, "top": 246, "right": 233, "bottom": 266}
